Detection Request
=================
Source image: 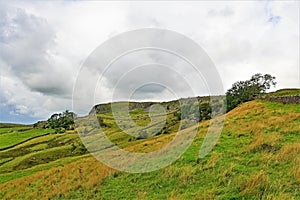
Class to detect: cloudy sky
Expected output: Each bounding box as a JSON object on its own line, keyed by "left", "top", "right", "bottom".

{"left": 0, "top": 1, "right": 299, "bottom": 123}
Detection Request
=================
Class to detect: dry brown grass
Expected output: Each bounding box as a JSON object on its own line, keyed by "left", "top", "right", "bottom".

{"left": 127, "top": 132, "right": 176, "bottom": 153}
{"left": 226, "top": 101, "right": 266, "bottom": 118}
{"left": 293, "top": 158, "right": 300, "bottom": 182}
{"left": 248, "top": 133, "right": 281, "bottom": 153}
{"left": 126, "top": 121, "right": 207, "bottom": 153}
{"left": 0, "top": 157, "right": 115, "bottom": 199}
{"left": 163, "top": 165, "right": 179, "bottom": 179}
{"left": 167, "top": 191, "right": 186, "bottom": 200}
{"left": 178, "top": 165, "right": 198, "bottom": 185}
{"left": 220, "top": 162, "right": 236, "bottom": 179}
{"left": 225, "top": 101, "right": 300, "bottom": 137}
{"left": 168, "top": 189, "right": 216, "bottom": 200}
{"left": 275, "top": 142, "right": 300, "bottom": 162}
{"left": 203, "top": 152, "right": 222, "bottom": 169}
{"left": 239, "top": 170, "right": 270, "bottom": 198}
{"left": 264, "top": 193, "right": 296, "bottom": 200}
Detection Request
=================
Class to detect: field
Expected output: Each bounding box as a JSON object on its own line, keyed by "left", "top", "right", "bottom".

{"left": 0, "top": 128, "right": 55, "bottom": 150}
{"left": 0, "top": 130, "right": 88, "bottom": 184}
{"left": 0, "top": 90, "right": 299, "bottom": 199}
{"left": 267, "top": 88, "right": 300, "bottom": 97}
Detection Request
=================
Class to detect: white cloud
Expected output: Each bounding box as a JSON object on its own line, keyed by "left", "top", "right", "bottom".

{"left": 0, "top": 1, "right": 299, "bottom": 123}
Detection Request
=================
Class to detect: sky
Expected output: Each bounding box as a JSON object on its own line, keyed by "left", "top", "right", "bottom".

{"left": 0, "top": 1, "right": 299, "bottom": 124}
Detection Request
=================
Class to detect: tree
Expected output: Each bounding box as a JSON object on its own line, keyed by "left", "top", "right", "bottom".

{"left": 47, "top": 110, "right": 75, "bottom": 132}
{"left": 226, "top": 73, "right": 276, "bottom": 111}
{"left": 48, "top": 113, "right": 59, "bottom": 129}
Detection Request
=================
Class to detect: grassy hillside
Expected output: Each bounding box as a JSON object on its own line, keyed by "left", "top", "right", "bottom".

{"left": 0, "top": 123, "right": 32, "bottom": 134}
{"left": 267, "top": 88, "right": 300, "bottom": 97}
{"left": 0, "top": 123, "right": 31, "bottom": 128}
{"left": 0, "top": 130, "right": 88, "bottom": 185}
{"left": 0, "top": 128, "right": 55, "bottom": 150}
{"left": 0, "top": 100, "right": 299, "bottom": 199}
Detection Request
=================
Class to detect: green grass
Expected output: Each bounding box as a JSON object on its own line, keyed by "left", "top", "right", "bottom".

{"left": 0, "top": 123, "right": 31, "bottom": 128}
{"left": 268, "top": 88, "right": 300, "bottom": 97}
{"left": 95, "top": 105, "right": 180, "bottom": 146}
{"left": 0, "top": 145, "right": 75, "bottom": 173}
{"left": 0, "top": 128, "right": 54, "bottom": 149}
{"left": 4, "top": 134, "right": 60, "bottom": 150}
{"left": 0, "top": 100, "right": 299, "bottom": 199}
{"left": 0, "top": 132, "right": 88, "bottom": 184}
{"left": 263, "top": 100, "right": 300, "bottom": 113}
{"left": 94, "top": 100, "right": 300, "bottom": 200}
{"left": 0, "top": 154, "right": 90, "bottom": 184}
{"left": 0, "top": 127, "right": 32, "bottom": 134}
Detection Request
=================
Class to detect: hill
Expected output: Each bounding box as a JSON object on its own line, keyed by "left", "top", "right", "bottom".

{"left": 267, "top": 88, "right": 300, "bottom": 97}
{"left": 0, "top": 99, "right": 299, "bottom": 199}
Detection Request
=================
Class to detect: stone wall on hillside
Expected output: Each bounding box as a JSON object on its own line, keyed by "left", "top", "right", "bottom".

{"left": 261, "top": 95, "right": 300, "bottom": 104}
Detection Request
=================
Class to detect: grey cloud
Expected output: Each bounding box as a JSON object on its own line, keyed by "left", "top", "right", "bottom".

{"left": 0, "top": 5, "right": 72, "bottom": 97}
{"left": 135, "top": 84, "right": 166, "bottom": 94}
{"left": 92, "top": 46, "right": 209, "bottom": 103}
{"left": 0, "top": 1, "right": 299, "bottom": 122}
{"left": 74, "top": 30, "right": 212, "bottom": 114}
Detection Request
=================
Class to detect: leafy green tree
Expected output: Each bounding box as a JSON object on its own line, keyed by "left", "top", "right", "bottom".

{"left": 48, "top": 113, "right": 59, "bottom": 129}
{"left": 47, "top": 110, "right": 75, "bottom": 132}
{"left": 226, "top": 73, "right": 276, "bottom": 111}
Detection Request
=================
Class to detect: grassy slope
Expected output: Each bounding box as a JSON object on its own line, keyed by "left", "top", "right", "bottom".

{"left": 0, "top": 123, "right": 31, "bottom": 128}
{"left": 0, "top": 127, "right": 31, "bottom": 134}
{"left": 0, "top": 128, "right": 54, "bottom": 150}
{"left": 0, "top": 132, "right": 88, "bottom": 184}
{"left": 0, "top": 100, "right": 299, "bottom": 199}
{"left": 268, "top": 89, "right": 300, "bottom": 97}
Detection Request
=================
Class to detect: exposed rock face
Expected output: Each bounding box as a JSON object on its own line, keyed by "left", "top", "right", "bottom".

{"left": 92, "top": 102, "right": 156, "bottom": 114}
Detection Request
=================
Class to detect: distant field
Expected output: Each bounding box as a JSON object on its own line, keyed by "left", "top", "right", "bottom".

{"left": 0, "top": 123, "right": 31, "bottom": 128}
{"left": 0, "top": 131, "right": 88, "bottom": 184}
{"left": 0, "top": 123, "right": 32, "bottom": 134}
{"left": 0, "top": 128, "right": 55, "bottom": 150}
{"left": 0, "top": 127, "right": 32, "bottom": 134}
{"left": 268, "top": 88, "right": 300, "bottom": 97}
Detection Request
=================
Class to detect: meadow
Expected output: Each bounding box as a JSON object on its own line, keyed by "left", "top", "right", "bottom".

{"left": 0, "top": 128, "right": 54, "bottom": 150}
{"left": 0, "top": 89, "right": 299, "bottom": 199}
